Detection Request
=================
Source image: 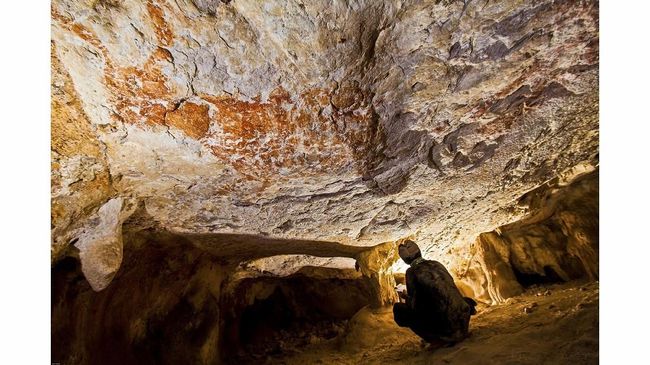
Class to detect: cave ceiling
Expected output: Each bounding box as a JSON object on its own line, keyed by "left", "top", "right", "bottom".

{"left": 51, "top": 0, "right": 599, "bottom": 279}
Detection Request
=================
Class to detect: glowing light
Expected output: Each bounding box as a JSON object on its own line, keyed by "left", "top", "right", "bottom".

{"left": 390, "top": 259, "right": 409, "bottom": 274}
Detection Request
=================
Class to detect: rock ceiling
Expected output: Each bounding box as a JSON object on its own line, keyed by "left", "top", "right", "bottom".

{"left": 51, "top": 0, "right": 599, "bottom": 285}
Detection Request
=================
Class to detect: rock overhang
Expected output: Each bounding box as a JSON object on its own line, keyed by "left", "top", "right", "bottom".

{"left": 51, "top": 0, "right": 599, "bottom": 286}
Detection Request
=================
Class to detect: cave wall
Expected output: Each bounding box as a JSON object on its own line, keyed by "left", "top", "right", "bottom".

{"left": 356, "top": 240, "right": 400, "bottom": 307}
{"left": 455, "top": 167, "right": 598, "bottom": 304}
{"left": 52, "top": 236, "right": 229, "bottom": 365}
{"left": 51, "top": 42, "right": 113, "bottom": 261}
{"left": 50, "top": 0, "right": 600, "bottom": 362}
{"left": 52, "top": 227, "right": 391, "bottom": 364}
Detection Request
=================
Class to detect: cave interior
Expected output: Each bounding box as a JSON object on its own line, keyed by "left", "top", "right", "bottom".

{"left": 51, "top": 0, "right": 599, "bottom": 363}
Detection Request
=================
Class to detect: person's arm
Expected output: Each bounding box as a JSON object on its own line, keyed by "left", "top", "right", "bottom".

{"left": 405, "top": 269, "right": 417, "bottom": 309}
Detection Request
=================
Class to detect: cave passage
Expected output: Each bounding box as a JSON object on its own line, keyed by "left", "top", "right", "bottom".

{"left": 51, "top": 232, "right": 395, "bottom": 365}
{"left": 512, "top": 265, "right": 566, "bottom": 287}
{"left": 49, "top": 0, "right": 600, "bottom": 362}
{"left": 52, "top": 216, "right": 599, "bottom": 365}
{"left": 222, "top": 268, "right": 375, "bottom": 361}
{"left": 51, "top": 169, "right": 598, "bottom": 364}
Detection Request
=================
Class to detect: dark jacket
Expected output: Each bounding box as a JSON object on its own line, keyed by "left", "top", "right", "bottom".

{"left": 403, "top": 258, "right": 472, "bottom": 341}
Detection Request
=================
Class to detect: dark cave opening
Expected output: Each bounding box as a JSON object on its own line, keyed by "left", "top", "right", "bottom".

{"left": 238, "top": 288, "right": 295, "bottom": 351}
{"left": 221, "top": 268, "right": 375, "bottom": 362}
{"left": 513, "top": 265, "right": 566, "bottom": 287}
{"left": 51, "top": 229, "right": 388, "bottom": 365}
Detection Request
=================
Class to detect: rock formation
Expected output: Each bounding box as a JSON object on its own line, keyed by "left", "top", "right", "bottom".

{"left": 51, "top": 0, "right": 599, "bottom": 363}
{"left": 455, "top": 165, "right": 598, "bottom": 304}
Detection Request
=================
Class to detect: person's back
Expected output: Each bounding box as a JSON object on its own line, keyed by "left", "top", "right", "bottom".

{"left": 393, "top": 240, "right": 476, "bottom": 344}
{"left": 406, "top": 258, "right": 472, "bottom": 341}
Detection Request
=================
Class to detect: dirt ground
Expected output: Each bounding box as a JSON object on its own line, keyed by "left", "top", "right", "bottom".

{"left": 250, "top": 280, "right": 598, "bottom": 365}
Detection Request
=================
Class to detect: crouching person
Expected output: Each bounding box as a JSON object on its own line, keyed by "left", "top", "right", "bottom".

{"left": 393, "top": 240, "right": 477, "bottom": 345}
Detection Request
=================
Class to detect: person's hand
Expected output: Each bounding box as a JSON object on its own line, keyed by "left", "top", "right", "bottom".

{"left": 398, "top": 290, "right": 408, "bottom": 300}
{"left": 395, "top": 283, "right": 407, "bottom": 299}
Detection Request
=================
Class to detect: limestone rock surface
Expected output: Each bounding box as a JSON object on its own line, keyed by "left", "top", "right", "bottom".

{"left": 51, "top": 0, "right": 599, "bottom": 288}
{"left": 455, "top": 166, "right": 598, "bottom": 304}
{"left": 74, "top": 197, "right": 136, "bottom": 291}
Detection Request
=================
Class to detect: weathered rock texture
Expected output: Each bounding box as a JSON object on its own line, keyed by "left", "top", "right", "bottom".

{"left": 51, "top": 1, "right": 599, "bottom": 362}
{"left": 52, "top": 238, "right": 229, "bottom": 364}
{"left": 73, "top": 197, "right": 139, "bottom": 290}
{"left": 51, "top": 0, "right": 599, "bottom": 290}
{"left": 51, "top": 42, "right": 113, "bottom": 260}
{"left": 455, "top": 165, "right": 598, "bottom": 304}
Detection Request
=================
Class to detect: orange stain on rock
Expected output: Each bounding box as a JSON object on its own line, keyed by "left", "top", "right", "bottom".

{"left": 105, "top": 47, "right": 174, "bottom": 126}
{"left": 146, "top": 0, "right": 174, "bottom": 46}
{"left": 53, "top": 6, "right": 381, "bottom": 184}
{"left": 200, "top": 88, "right": 341, "bottom": 178}
{"left": 165, "top": 102, "right": 211, "bottom": 139}
{"left": 53, "top": 9, "right": 175, "bottom": 126}
{"left": 200, "top": 86, "right": 379, "bottom": 180}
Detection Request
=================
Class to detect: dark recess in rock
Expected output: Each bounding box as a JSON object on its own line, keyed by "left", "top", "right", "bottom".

{"left": 449, "top": 41, "right": 462, "bottom": 59}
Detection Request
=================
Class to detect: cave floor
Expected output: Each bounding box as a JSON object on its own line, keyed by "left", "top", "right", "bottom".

{"left": 245, "top": 281, "right": 598, "bottom": 365}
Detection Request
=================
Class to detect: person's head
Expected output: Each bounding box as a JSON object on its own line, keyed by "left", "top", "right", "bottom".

{"left": 398, "top": 240, "right": 421, "bottom": 265}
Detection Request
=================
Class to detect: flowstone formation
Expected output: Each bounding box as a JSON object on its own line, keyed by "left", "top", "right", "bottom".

{"left": 51, "top": 0, "right": 599, "bottom": 363}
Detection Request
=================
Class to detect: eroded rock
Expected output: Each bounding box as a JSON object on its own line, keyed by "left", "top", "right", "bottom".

{"left": 50, "top": 0, "right": 599, "bottom": 362}
{"left": 456, "top": 166, "right": 598, "bottom": 304}
{"left": 356, "top": 241, "right": 400, "bottom": 307}
{"left": 51, "top": 0, "right": 599, "bottom": 269}
{"left": 74, "top": 198, "right": 136, "bottom": 291}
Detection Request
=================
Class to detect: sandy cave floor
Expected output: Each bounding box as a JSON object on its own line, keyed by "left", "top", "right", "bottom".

{"left": 242, "top": 281, "right": 598, "bottom": 365}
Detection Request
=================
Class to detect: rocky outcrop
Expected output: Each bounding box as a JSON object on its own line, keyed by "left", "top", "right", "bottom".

{"left": 356, "top": 241, "right": 400, "bottom": 307}
{"left": 51, "top": 43, "right": 112, "bottom": 261}
{"left": 73, "top": 197, "right": 137, "bottom": 291}
{"left": 455, "top": 165, "right": 598, "bottom": 304}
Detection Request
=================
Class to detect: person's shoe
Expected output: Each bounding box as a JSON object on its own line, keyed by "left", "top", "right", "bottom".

{"left": 420, "top": 338, "right": 448, "bottom": 350}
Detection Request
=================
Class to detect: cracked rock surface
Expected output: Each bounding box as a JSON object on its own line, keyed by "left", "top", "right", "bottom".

{"left": 51, "top": 0, "right": 598, "bottom": 286}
